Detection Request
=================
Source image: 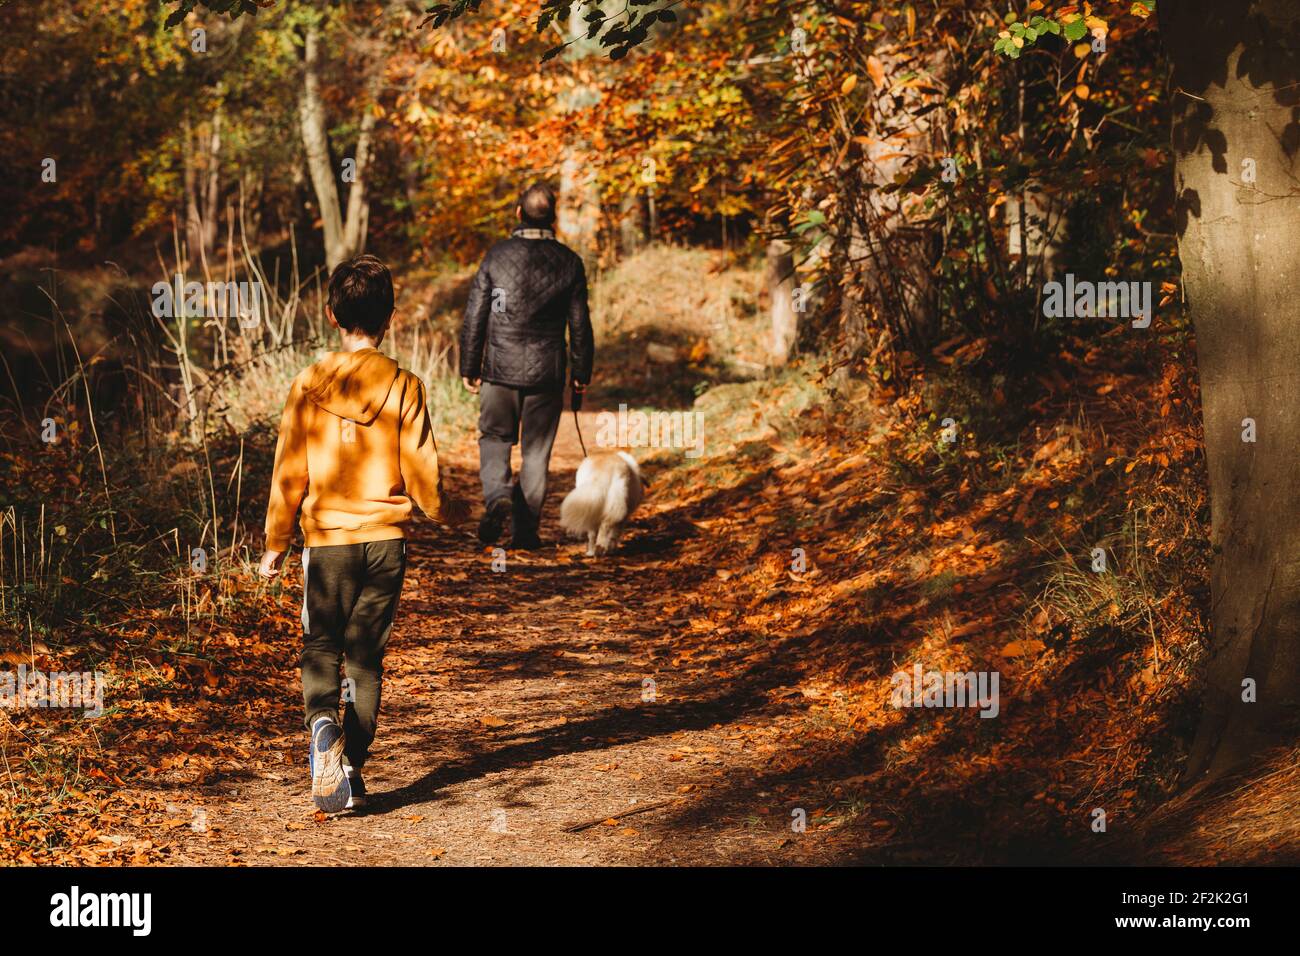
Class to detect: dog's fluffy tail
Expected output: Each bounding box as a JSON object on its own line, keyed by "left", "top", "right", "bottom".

{"left": 560, "top": 459, "right": 610, "bottom": 535}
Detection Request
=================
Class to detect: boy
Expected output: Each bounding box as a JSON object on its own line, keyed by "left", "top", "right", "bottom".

{"left": 258, "top": 254, "right": 461, "bottom": 812}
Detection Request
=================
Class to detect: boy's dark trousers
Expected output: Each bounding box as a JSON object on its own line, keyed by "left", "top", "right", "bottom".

{"left": 300, "top": 539, "right": 406, "bottom": 769}
{"left": 477, "top": 382, "right": 563, "bottom": 537}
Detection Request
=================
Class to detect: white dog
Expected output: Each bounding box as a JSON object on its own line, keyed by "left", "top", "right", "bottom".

{"left": 559, "top": 450, "right": 644, "bottom": 556}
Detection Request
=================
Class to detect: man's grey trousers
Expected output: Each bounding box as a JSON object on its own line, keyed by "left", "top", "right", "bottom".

{"left": 477, "top": 381, "right": 563, "bottom": 537}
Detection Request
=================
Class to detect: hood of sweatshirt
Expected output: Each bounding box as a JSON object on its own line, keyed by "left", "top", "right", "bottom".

{"left": 302, "top": 348, "right": 401, "bottom": 425}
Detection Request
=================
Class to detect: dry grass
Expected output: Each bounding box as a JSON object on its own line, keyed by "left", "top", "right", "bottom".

{"left": 593, "top": 244, "right": 769, "bottom": 369}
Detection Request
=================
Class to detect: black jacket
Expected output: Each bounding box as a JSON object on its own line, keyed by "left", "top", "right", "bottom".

{"left": 458, "top": 229, "right": 594, "bottom": 391}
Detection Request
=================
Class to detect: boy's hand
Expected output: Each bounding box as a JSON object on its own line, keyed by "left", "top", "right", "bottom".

{"left": 259, "top": 549, "right": 286, "bottom": 579}
{"left": 461, "top": 376, "right": 480, "bottom": 394}
{"left": 441, "top": 496, "right": 471, "bottom": 528}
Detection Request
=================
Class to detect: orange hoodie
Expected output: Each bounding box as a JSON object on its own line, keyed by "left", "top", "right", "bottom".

{"left": 264, "top": 348, "right": 447, "bottom": 551}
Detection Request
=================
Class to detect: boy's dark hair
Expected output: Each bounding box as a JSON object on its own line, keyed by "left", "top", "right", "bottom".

{"left": 327, "top": 255, "right": 394, "bottom": 336}
{"left": 517, "top": 182, "right": 557, "bottom": 227}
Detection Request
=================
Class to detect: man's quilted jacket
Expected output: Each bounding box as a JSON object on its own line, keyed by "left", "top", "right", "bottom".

{"left": 458, "top": 229, "right": 594, "bottom": 390}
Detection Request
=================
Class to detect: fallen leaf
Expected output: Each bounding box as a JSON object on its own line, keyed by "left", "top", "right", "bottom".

{"left": 866, "top": 56, "right": 885, "bottom": 86}
{"left": 1000, "top": 639, "right": 1046, "bottom": 657}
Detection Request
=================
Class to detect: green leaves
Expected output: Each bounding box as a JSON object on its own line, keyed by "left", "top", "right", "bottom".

{"left": 1062, "top": 17, "right": 1088, "bottom": 42}
{"left": 793, "top": 210, "right": 826, "bottom": 235}
{"left": 993, "top": 11, "right": 1084, "bottom": 59}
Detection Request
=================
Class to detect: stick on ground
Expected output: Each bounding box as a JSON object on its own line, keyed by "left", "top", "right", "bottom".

{"left": 562, "top": 799, "right": 679, "bottom": 833}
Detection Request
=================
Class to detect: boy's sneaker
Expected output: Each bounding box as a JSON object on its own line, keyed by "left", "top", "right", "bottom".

{"left": 309, "top": 716, "right": 351, "bottom": 813}
{"left": 343, "top": 762, "right": 366, "bottom": 810}
{"left": 478, "top": 498, "right": 511, "bottom": 545}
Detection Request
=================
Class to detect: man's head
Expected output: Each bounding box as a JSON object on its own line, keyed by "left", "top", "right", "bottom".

{"left": 516, "top": 182, "right": 557, "bottom": 229}
{"left": 327, "top": 254, "right": 394, "bottom": 341}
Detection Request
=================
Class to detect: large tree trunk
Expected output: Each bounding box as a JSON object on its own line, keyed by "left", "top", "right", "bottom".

{"left": 839, "top": 14, "right": 945, "bottom": 358}
{"left": 1162, "top": 0, "right": 1300, "bottom": 782}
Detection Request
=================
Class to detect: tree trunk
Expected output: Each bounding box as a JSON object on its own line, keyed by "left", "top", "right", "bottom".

{"left": 183, "top": 115, "right": 203, "bottom": 264}
{"left": 182, "top": 111, "right": 221, "bottom": 266}
{"left": 241, "top": 169, "right": 264, "bottom": 248}
{"left": 297, "top": 19, "right": 381, "bottom": 271}
{"left": 1162, "top": 0, "right": 1300, "bottom": 782}
{"left": 767, "top": 236, "right": 797, "bottom": 365}
{"left": 342, "top": 71, "right": 381, "bottom": 258}
{"left": 647, "top": 184, "right": 659, "bottom": 239}
{"left": 618, "top": 190, "right": 644, "bottom": 258}
{"left": 1005, "top": 181, "right": 1066, "bottom": 284}
{"left": 839, "top": 14, "right": 945, "bottom": 357}
{"left": 558, "top": 145, "right": 600, "bottom": 263}
{"left": 298, "top": 20, "right": 346, "bottom": 270}
{"left": 201, "top": 105, "right": 222, "bottom": 258}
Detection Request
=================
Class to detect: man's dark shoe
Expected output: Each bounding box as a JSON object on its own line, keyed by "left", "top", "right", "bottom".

{"left": 510, "top": 528, "right": 544, "bottom": 550}
{"left": 478, "top": 498, "right": 511, "bottom": 544}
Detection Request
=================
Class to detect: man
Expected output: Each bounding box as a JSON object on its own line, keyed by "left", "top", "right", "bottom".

{"left": 459, "top": 182, "right": 594, "bottom": 549}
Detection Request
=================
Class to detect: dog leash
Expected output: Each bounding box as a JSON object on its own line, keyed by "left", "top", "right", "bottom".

{"left": 572, "top": 409, "right": 587, "bottom": 457}
{"left": 571, "top": 383, "right": 588, "bottom": 457}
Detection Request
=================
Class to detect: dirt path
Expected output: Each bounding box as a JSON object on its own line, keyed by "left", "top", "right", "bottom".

{"left": 146, "top": 410, "right": 849, "bottom": 866}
